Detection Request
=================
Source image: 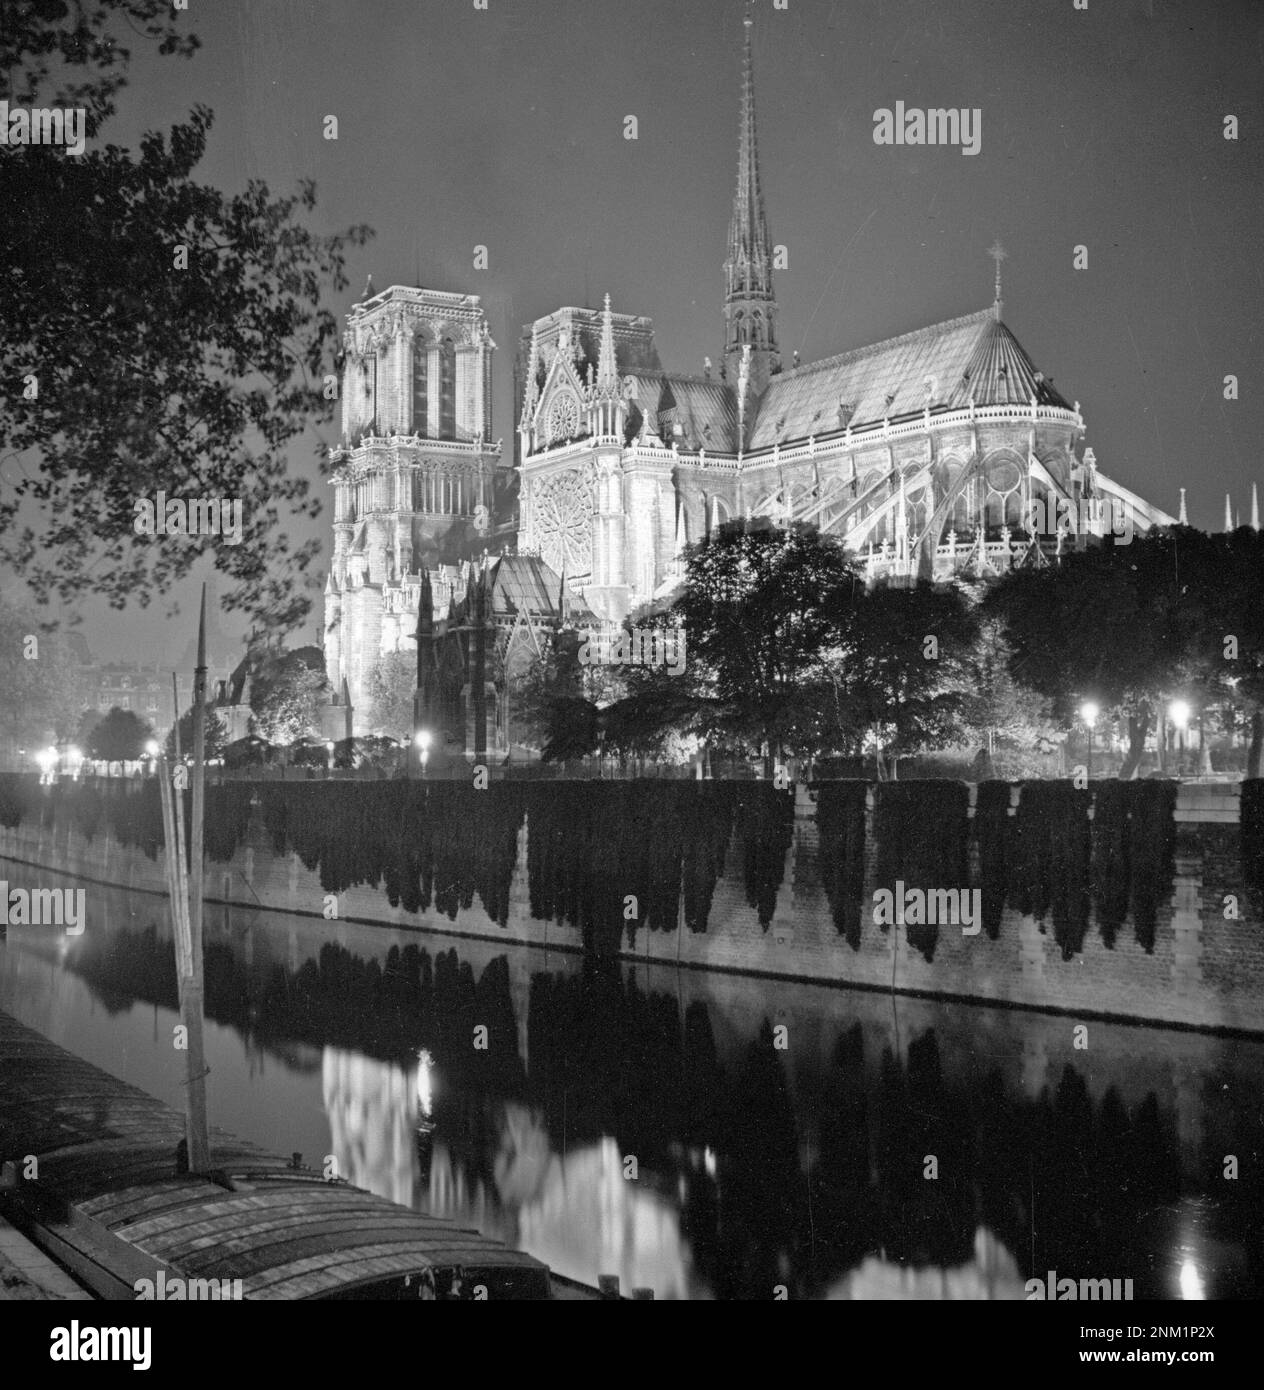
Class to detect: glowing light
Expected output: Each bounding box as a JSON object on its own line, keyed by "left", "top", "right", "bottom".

{"left": 1179, "top": 1259, "right": 1205, "bottom": 1300}
{"left": 703, "top": 1146, "right": 717, "bottom": 1179}
{"left": 1169, "top": 700, "right": 1191, "bottom": 730}
{"left": 1080, "top": 701, "right": 1099, "bottom": 728}
{"left": 413, "top": 729, "right": 432, "bottom": 751}
{"left": 144, "top": 739, "right": 160, "bottom": 757}
{"left": 66, "top": 746, "right": 83, "bottom": 763}
{"left": 416, "top": 1048, "right": 434, "bottom": 1117}
{"left": 325, "top": 741, "right": 335, "bottom": 753}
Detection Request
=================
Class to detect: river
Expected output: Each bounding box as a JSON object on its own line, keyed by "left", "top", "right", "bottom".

{"left": 1, "top": 862, "right": 1260, "bottom": 1300}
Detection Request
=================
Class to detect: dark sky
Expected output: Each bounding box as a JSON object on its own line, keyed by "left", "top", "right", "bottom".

{"left": 56, "top": 0, "right": 1264, "bottom": 665}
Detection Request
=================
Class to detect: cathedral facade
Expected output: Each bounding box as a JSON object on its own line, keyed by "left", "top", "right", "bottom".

{"left": 514, "top": 10, "right": 1175, "bottom": 626}
{"left": 325, "top": 9, "right": 1175, "bottom": 740}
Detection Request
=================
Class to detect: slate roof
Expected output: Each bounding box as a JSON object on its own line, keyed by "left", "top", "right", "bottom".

{"left": 625, "top": 372, "right": 739, "bottom": 452}
{"left": 486, "top": 553, "right": 598, "bottom": 624}
{"left": 748, "top": 308, "right": 1073, "bottom": 450}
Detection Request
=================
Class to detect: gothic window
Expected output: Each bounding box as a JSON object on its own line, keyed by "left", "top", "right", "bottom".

{"left": 548, "top": 393, "right": 580, "bottom": 443}
{"left": 536, "top": 470, "right": 593, "bottom": 577}
{"left": 411, "top": 337, "right": 428, "bottom": 437}
{"left": 439, "top": 337, "right": 457, "bottom": 440}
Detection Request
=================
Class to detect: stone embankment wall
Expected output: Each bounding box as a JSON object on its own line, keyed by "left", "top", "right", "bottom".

{"left": 1, "top": 777, "right": 1260, "bottom": 1035}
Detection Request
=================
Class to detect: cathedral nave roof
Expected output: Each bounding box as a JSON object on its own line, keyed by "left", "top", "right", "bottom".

{"left": 748, "top": 308, "right": 1073, "bottom": 451}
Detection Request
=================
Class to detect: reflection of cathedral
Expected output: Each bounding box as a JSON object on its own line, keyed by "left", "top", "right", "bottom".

{"left": 514, "top": 9, "right": 1174, "bottom": 624}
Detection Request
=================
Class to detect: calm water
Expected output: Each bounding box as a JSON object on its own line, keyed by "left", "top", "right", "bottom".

{"left": 1, "top": 861, "right": 1260, "bottom": 1300}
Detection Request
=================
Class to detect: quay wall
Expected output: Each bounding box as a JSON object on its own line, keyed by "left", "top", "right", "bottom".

{"left": 1, "top": 778, "right": 1262, "bottom": 1036}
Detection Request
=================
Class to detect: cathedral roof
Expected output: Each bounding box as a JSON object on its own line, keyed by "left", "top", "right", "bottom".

{"left": 748, "top": 308, "right": 1073, "bottom": 450}
{"left": 626, "top": 372, "right": 739, "bottom": 452}
{"left": 486, "top": 553, "right": 598, "bottom": 624}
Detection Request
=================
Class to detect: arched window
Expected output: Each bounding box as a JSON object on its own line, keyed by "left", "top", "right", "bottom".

{"left": 411, "top": 336, "right": 428, "bottom": 437}
{"left": 439, "top": 337, "right": 457, "bottom": 440}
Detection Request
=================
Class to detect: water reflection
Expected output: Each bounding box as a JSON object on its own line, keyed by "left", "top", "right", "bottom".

{"left": 1, "top": 866, "right": 1261, "bottom": 1299}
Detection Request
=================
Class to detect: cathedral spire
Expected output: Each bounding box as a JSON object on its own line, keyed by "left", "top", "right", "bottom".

{"left": 723, "top": 1, "right": 779, "bottom": 397}
{"left": 1225, "top": 493, "right": 1234, "bottom": 532}
{"left": 1253, "top": 482, "right": 1260, "bottom": 531}
{"left": 1178, "top": 487, "right": 1188, "bottom": 525}
{"left": 597, "top": 292, "right": 618, "bottom": 391}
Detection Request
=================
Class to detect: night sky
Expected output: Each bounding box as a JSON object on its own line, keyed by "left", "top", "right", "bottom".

{"left": 41, "top": 0, "right": 1264, "bottom": 664}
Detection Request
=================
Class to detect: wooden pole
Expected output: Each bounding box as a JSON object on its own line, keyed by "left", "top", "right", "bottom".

{"left": 183, "top": 584, "right": 211, "bottom": 1171}
{"left": 191, "top": 585, "right": 206, "bottom": 973}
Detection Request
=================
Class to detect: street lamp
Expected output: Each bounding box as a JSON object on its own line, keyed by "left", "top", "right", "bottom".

{"left": 1080, "top": 701, "right": 1099, "bottom": 780}
{"left": 414, "top": 728, "right": 432, "bottom": 779}
{"left": 1169, "top": 700, "right": 1191, "bottom": 775}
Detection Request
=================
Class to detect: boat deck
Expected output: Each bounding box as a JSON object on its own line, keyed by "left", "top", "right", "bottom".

{"left": 0, "top": 1011, "right": 554, "bottom": 1299}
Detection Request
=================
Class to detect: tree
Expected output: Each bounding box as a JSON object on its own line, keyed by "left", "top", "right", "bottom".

{"left": 1, "top": 0, "right": 372, "bottom": 633}
{"left": 88, "top": 707, "right": 153, "bottom": 762}
{"left": 1173, "top": 526, "right": 1264, "bottom": 777}
{"left": 669, "top": 524, "right": 862, "bottom": 773}
{"left": 248, "top": 647, "right": 330, "bottom": 744}
{"left": 984, "top": 534, "right": 1199, "bottom": 778}
{"left": 0, "top": 597, "right": 88, "bottom": 751}
{"left": 960, "top": 608, "right": 1056, "bottom": 778}
{"left": 828, "top": 581, "right": 979, "bottom": 778}
{"left": 165, "top": 707, "right": 228, "bottom": 761}
{"left": 364, "top": 651, "right": 415, "bottom": 740}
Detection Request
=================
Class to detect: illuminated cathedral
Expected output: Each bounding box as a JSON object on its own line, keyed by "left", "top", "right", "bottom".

{"left": 325, "top": 7, "right": 1177, "bottom": 742}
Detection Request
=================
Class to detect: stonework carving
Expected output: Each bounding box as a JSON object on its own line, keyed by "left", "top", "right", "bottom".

{"left": 534, "top": 469, "right": 593, "bottom": 578}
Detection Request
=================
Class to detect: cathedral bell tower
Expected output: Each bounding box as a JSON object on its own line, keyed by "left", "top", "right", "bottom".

{"left": 722, "top": 4, "right": 780, "bottom": 400}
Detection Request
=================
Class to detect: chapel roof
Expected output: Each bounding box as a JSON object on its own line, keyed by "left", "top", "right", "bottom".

{"left": 485, "top": 553, "right": 598, "bottom": 624}
{"left": 748, "top": 308, "right": 1073, "bottom": 450}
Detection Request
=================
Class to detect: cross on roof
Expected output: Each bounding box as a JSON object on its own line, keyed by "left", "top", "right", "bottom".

{"left": 987, "top": 240, "right": 1008, "bottom": 306}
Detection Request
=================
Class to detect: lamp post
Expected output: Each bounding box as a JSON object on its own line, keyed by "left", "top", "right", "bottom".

{"left": 1080, "top": 701, "right": 1099, "bottom": 780}
{"left": 145, "top": 738, "right": 160, "bottom": 777}
{"left": 413, "top": 728, "right": 432, "bottom": 780}
{"left": 1169, "top": 700, "right": 1191, "bottom": 776}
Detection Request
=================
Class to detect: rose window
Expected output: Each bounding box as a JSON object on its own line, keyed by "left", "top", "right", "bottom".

{"left": 547, "top": 394, "right": 580, "bottom": 443}
{"left": 535, "top": 471, "right": 592, "bottom": 577}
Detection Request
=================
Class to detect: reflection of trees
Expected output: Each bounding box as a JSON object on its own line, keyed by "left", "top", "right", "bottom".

{"left": 47, "top": 918, "right": 1261, "bottom": 1298}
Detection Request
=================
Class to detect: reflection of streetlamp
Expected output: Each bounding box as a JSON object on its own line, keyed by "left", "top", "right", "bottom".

{"left": 35, "top": 746, "right": 57, "bottom": 783}
{"left": 325, "top": 740, "right": 335, "bottom": 772}
{"left": 1169, "top": 700, "right": 1191, "bottom": 774}
{"left": 1080, "top": 701, "right": 1099, "bottom": 780}
{"left": 414, "top": 728, "right": 432, "bottom": 779}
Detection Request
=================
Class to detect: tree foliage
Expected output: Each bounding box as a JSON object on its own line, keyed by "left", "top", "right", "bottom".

{"left": 0, "top": 596, "right": 87, "bottom": 748}
{"left": 1, "top": 0, "right": 373, "bottom": 632}
{"left": 87, "top": 705, "right": 153, "bottom": 761}
{"left": 248, "top": 647, "right": 330, "bottom": 744}
{"left": 365, "top": 650, "right": 416, "bottom": 741}
{"left": 164, "top": 706, "right": 228, "bottom": 761}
